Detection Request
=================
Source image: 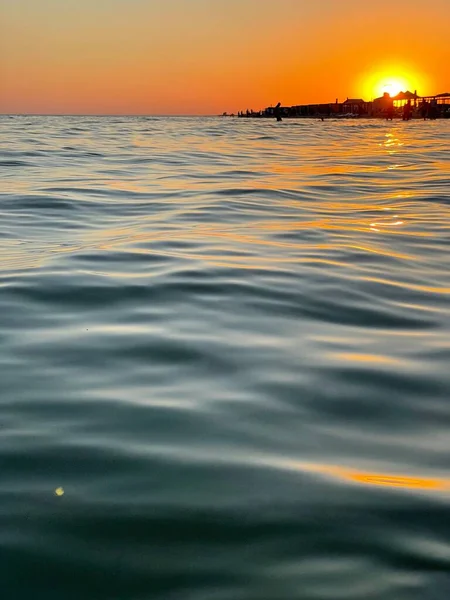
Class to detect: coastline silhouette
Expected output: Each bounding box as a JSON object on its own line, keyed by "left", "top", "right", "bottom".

{"left": 236, "top": 91, "right": 450, "bottom": 120}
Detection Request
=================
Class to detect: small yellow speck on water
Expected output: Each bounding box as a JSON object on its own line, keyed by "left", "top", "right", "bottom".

{"left": 55, "top": 487, "right": 64, "bottom": 497}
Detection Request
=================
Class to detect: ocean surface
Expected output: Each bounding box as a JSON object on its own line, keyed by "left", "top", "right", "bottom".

{"left": 1, "top": 115, "right": 449, "bottom": 599}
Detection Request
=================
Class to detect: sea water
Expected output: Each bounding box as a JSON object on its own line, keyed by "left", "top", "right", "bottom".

{"left": 1, "top": 116, "right": 449, "bottom": 599}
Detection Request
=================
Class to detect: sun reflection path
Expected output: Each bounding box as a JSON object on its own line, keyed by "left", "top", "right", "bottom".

{"left": 318, "top": 465, "right": 450, "bottom": 491}
{"left": 370, "top": 215, "right": 404, "bottom": 233}
{"left": 283, "top": 462, "right": 450, "bottom": 493}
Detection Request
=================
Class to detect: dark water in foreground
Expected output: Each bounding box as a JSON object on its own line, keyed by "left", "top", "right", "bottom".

{"left": 1, "top": 116, "right": 449, "bottom": 599}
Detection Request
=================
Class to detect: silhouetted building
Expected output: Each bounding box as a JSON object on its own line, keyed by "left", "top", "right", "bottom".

{"left": 342, "top": 98, "right": 367, "bottom": 115}
{"left": 392, "top": 90, "right": 419, "bottom": 109}
{"left": 372, "top": 92, "right": 394, "bottom": 116}
{"left": 236, "top": 89, "right": 449, "bottom": 120}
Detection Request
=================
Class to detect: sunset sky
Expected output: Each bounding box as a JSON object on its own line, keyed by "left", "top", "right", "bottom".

{"left": 1, "top": 0, "right": 449, "bottom": 115}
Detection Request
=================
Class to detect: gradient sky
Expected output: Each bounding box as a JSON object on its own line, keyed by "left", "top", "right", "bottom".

{"left": 1, "top": 0, "right": 449, "bottom": 114}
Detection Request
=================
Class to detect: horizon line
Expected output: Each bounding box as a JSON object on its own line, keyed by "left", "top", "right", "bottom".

{"left": 0, "top": 113, "right": 220, "bottom": 117}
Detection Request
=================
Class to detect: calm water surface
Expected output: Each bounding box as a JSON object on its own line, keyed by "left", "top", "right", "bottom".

{"left": 1, "top": 116, "right": 449, "bottom": 599}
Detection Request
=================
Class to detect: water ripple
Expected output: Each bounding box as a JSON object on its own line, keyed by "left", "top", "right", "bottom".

{"left": 1, "top": 116, "right": 449, "bottom": 599}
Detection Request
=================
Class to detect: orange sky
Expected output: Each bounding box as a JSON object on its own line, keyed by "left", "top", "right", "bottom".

{"left": 1, "top": 0, "right": 449, "bottom": 115}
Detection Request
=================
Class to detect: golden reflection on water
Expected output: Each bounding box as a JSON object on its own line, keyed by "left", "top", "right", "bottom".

{"left": 370, "top": 216, "right": 404, "bottom": 232}
{"left": 0, "top": 216, "right": 428, "bottom": 272}
{"left": 323, "top": 465, "right": 450, "bottom": 491}
{"left": 382, "top": 132, "right": 404, "bottom": 153}
{"left": 284, "top": 461, "right": 450, "bottom": 492}
{"left": 332, "top": 352, "right": 402, "bottom": 366}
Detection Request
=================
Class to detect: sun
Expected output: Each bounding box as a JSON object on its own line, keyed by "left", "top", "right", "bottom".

{"left": 374, "top": 77, "right": 417, "bottom": 98}
{"left": 359, "top": 65, "right": 427, "bottom": 100}
{"left": 380, "top": 79, "right": 405, "bottom": 98}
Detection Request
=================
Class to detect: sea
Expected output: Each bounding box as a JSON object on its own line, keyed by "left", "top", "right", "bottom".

{"left": 1, "top": 115, "right": 449, "bottom": 600}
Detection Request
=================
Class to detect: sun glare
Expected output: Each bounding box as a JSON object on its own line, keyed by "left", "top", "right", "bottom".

{"left": 360, "top": 66, "right": 428, "bottom": 101}
{"left": 375, "top": 75, "right": 418, "bottom": 98}
{"left": 380, "top": 79, "right": 404, "bottom": 98}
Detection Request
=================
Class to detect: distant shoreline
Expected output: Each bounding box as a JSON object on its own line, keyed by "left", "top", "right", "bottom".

{"left": 234, "top": 114, "right": 450, "bottom": 120}
{"left": 232, "top": 92, "right": 450, "bottom": 121}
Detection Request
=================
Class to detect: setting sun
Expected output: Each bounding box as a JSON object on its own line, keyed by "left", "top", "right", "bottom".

{"left": 378, "top": 79, "right": 406, "bottom": 97}
{"left": 359, "top": 65, "right": 429, "bottom": 101}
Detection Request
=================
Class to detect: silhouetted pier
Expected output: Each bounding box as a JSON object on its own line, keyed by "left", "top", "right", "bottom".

{"left": 236, "top": 91, "right": 450, "bottom": 120}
